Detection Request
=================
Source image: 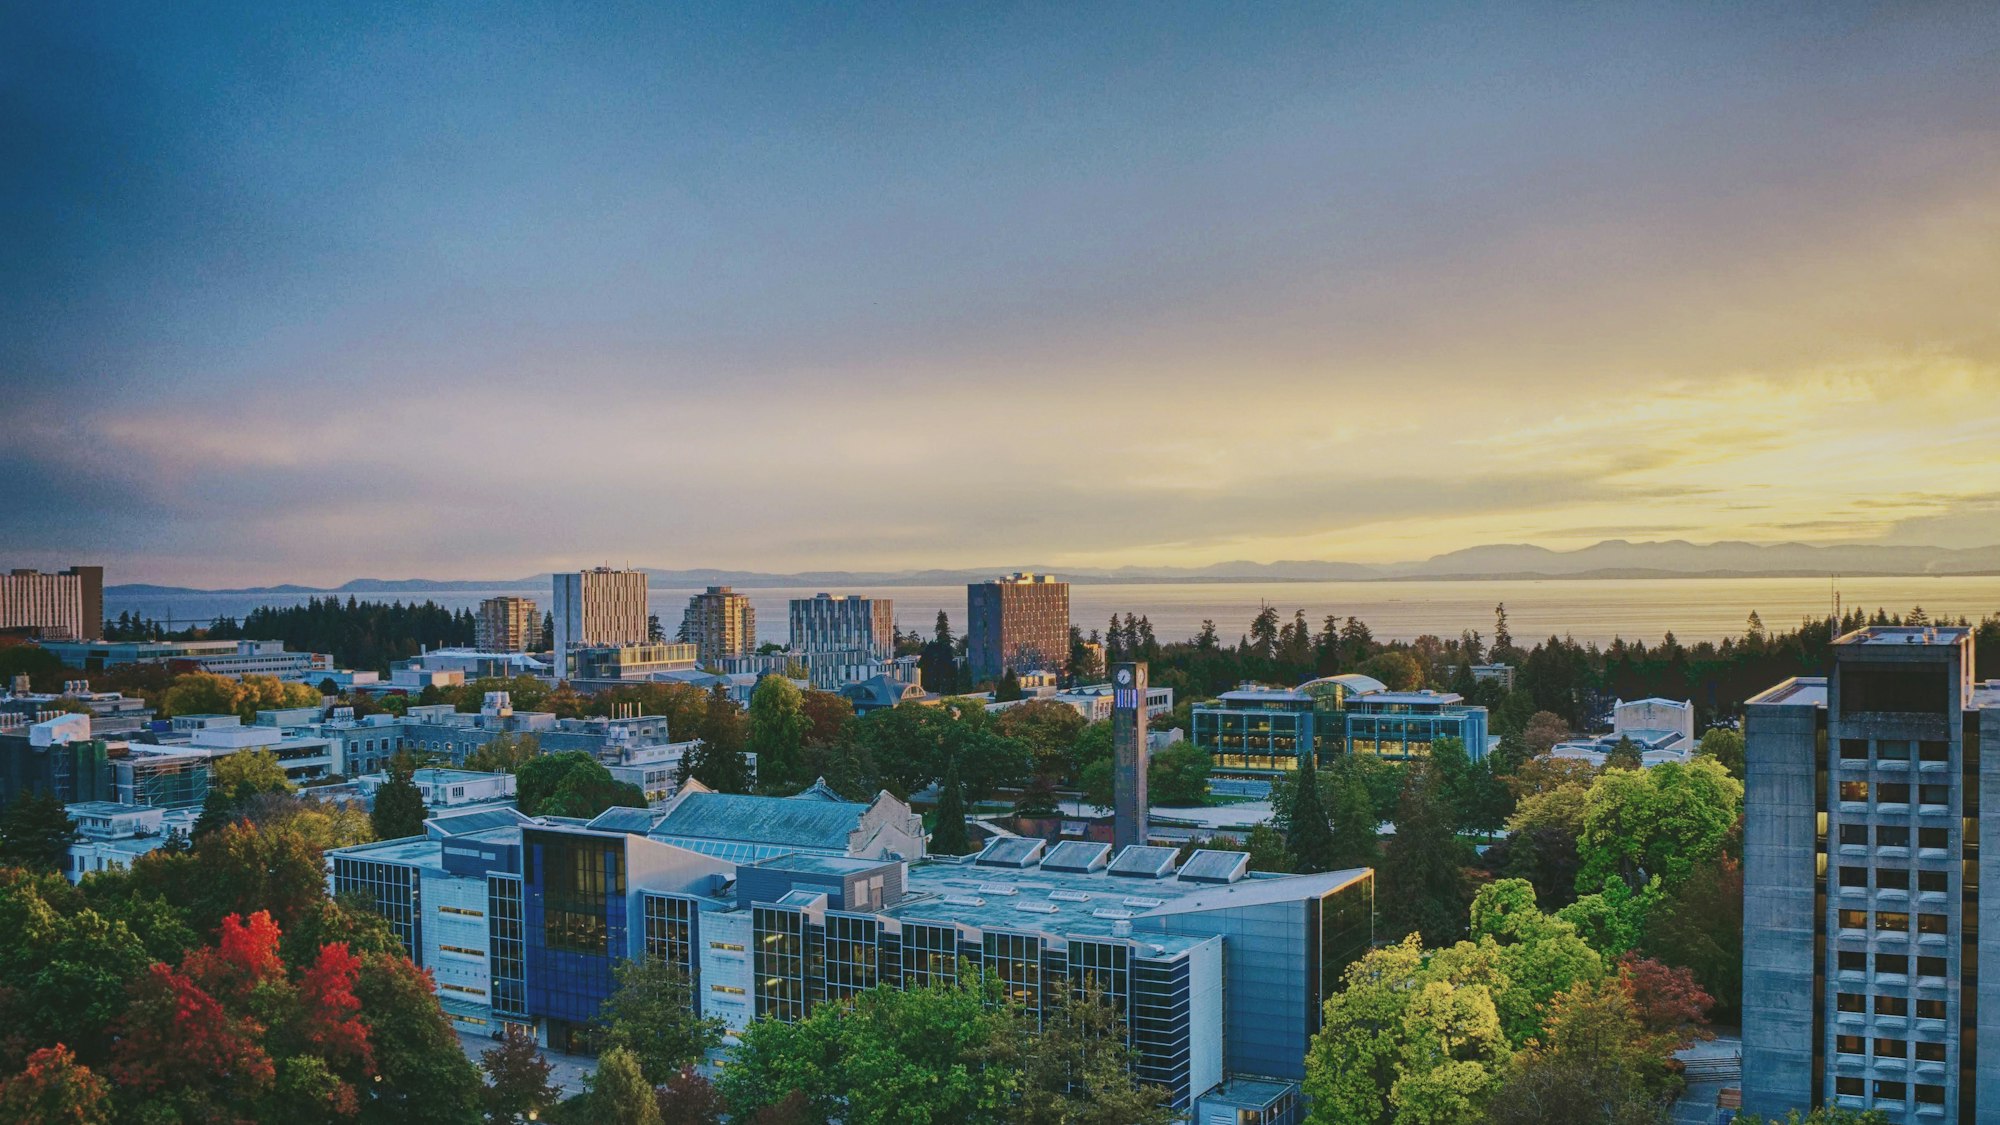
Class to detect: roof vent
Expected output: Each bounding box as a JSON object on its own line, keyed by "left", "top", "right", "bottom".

{"left": 1049, "top": 890, "right": 1090, "bottom": 903}
{"left": 1014, "top": 901, "right": 1060, "bottom": 915}
{"left": 941, "top": 895, "right": 986, "bottom": 907}
{"left": 975, "top": 882, "right": 1019, "bottom": 896}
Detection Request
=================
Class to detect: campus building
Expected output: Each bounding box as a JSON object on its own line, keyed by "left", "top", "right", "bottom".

{"left": 678, "top": 586, "right": 757, "bottom": 666}
{"left": 789, "top": 593, "right": 894, "bottom": 661}
{"left": 0, "top": 565, "right": 102, "bottom": 641}
{"left": 966, "top": 573, "right": 1070, "bottom": 681}
{"left": 475, "top": 596, "right": 539, "bottom": 652}
{"left": 329, "top": 801, "right": 1370, "bottom": 1113}
{"left": 1343, "top": 690, "right": 1491, "bottom": 762}
{"left": 1191, "top": 686, "right": 1319, "bottom": 773}
{"left": 38, "top": 638, "right": 333, "bottom": 680}
{"left": 552, "top": 568, "right": 650, "bottom": 678}
{"left": 1742, "top": 626, "right": 1999, "bottom": 1123}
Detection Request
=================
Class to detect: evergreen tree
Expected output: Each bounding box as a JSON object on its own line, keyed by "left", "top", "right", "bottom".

{"left": 370, "top": 753, "right": 430, "bottom": 840}
{"left": 678, "top": 685, "right": 751, "bottom": 793}
{"left": 930, "top": 758, "right": 972, "bottom": 855}
{"left": 995, "top": 669, "right": 1023, "bottom": 702}
{"left": 588, "top": 1046, "right": 663, "bottom": 1125}
{"left": 0, "top": 792, "right": 77, "bottom": 874}
{"left": 1379, "top": 764, "right": 1473, "bottom": 943}
{"left": 1282, "top": 753, "right": 1336, "bottom": 872}
{"left": 1325, "top": 760, "right": 1382, "bottom": 870}
{"left": 746, "top": 675, "right": 809, "bottom": 793}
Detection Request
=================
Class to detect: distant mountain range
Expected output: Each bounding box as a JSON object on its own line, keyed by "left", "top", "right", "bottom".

{"left": 105, "top": 539, "right": 2000, "bottom": 598}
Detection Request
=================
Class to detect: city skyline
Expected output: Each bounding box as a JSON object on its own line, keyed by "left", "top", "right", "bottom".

{"left": 6, "top": 4, "right": 1999, "bottom": 587}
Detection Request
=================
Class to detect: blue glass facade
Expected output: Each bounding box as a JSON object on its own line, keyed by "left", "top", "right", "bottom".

{"left": 522, "top": 830, "right": 627, "bottom": 1034}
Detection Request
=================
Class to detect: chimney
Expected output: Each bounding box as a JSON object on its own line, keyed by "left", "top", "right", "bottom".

{"left": 1111, "top": 662, "right": 1150, "bottom": 850}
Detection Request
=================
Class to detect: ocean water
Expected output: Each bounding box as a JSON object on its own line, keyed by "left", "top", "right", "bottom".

{"left": 105, "top": 575, "right": 2000, "bottom": 648}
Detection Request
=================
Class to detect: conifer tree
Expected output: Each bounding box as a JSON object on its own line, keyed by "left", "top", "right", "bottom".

{"left": 930, "top": 758, "right": 972, "bottom": 855}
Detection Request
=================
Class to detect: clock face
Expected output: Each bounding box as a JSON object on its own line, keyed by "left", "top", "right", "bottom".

{"left": 1116, "top": 668, "right": 1132, "bottom": 685}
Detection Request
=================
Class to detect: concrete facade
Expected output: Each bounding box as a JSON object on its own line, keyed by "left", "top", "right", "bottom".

{"left": 1743, "top": 626, "right": 1995, "bottom": 1123}
{"left": 551, "top": 568, "right": 649, "bottom": 677}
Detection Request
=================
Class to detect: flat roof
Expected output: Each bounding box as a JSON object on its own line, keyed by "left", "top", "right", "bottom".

{"left": 1747, "top": 677, "right": 1827, "bottom": 707}
{"left": 1839, "top": 625, "right": 1970, "bottom": 646}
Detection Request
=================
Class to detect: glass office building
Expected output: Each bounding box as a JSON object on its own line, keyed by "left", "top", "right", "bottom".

{"left": 1191, "top": 686, "right": 1319, "bottom": 772}
{"left": 1344, "top": 690, "right": 1491, "bottom": 762}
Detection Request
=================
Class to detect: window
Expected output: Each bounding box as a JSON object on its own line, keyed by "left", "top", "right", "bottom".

{"left": 439, "top": 982, "right": 487, "bottom": 996}
{"left": 1878, "top": 868, "right": 1910, "bottom": 891}
{"left": 1836, "top": 1034, "right": 1865, "bottom": 1055}
{"left": 1876, "top": 953, "right": 1908, "bottom": 975}
{"left": 1875, "top": 995, "right": 1908, "bottom": 1016}
{"left": 1917, "top": 999, "right": 1947, "bottom": 1020}
{"left": 1917, "top": 956, "right": 1946, "bottom": 978}
{"left": 1874, "top": 1037, "right": 1907, "bottom": 1058}
{"left": 1919, "top": 784, "right": 1951, "bottom": 806}
{"left": 1839, "top": 909, "right": 1868, "bottom": 931}
{"left": 1840, "top": 780, "right": 1870, "bottom": 802}
{"left": 1872, "top": 1080, "right": 1907, "bottom": 1100}
{"left": 1919, "top": 827, "right": 1948, "bottom": 849}
{"left": 1878, "top": 783, "right": 1910, "bottom": 804}
{"left": 1837, "top": 993, "right": 1866, "bottom": 1013}
{"left": 1876, "top": 912, "right": 1910, "bottom": 933}
{"left": 1918, "top": 913, "right": 1948, "bottom": 935}
{"left": 1839, "top": 950, "right": 1866, "bottom": 972}
{"left": 1841, "top": 663, "right": 1946, "bottom": 715}
{"left": 1841, "top": 739, "right": 1870, "bottom": 760}
{"left": 439, "top": 905, "right": 485, "bottom": 917}
{"left": 1878, "top": 826, "right": 1910, "bottom": 848}
{"left": 1920, "top": 870, "right": 1949, "bottom": 893}
{"left": 1916, "top": 1041, "right": 1947, "bottom": 1062}
{"left": 1919, "top": 740, "right": 1949, "bottom": 764}
{"left": 709, "top": 941, "right": 745, "bottom": 952}
{"left": 709, "top": 983, "right": 744, "bottom": 995}
{"left": 1840, "top": 824, "right": 1869, "bottom": 846}
{"left": 1840, "top": 866, "right": 1868, "bottom": 887}
{"left": 1916, "top": 1084, "right": 1945, "bottom": 1106}
{"left": 438, "top": 944, "right": 485, "bottom": 957}
{"left": 1836, "top": 1076, "right": 1864, "bottom": 1096}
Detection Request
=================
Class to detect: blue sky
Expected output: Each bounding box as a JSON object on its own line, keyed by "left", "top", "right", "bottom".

{"left": 5, "top": 3, "right": 1998, "bottom": 585}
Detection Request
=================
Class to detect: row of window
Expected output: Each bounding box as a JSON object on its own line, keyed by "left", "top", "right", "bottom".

{"left": 1832, "top": 1076, "right": 1946, "bottom": 1105}
{"left": 1835, "top": 1034, "right": 1947, "bottom": 1060}
{"left": 1836, "top": 910, "right": 1950, "bottom": 935}
{"left": 1836, "top": 951, "right": 1949, "bottom": 977}
{"left": 1837, "top": 867, "right": 1950, "bottom": 893}
{"left": 1836, "top": 824, "right": 1952, "bottom": 849}
{"left": 1838, "top": 738, "right": 1950, "bottom": 764}
{"left": 1836, "top": 781, "right": 1952, "bottom": 806}
{"left": 1835, "top": 993, "right": 1949, "bottom": 1019}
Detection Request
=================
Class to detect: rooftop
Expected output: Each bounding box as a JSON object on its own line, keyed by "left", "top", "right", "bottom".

{"left": 650, "top": 789, "right": 868, "bottom": 851}
{"left": 1839, "top": 625, "right": 1971, "bottom": 647}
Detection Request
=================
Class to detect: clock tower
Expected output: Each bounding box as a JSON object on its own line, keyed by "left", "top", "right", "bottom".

{"left": 1111, "top": 661, "right": 1149, "bottom": 850}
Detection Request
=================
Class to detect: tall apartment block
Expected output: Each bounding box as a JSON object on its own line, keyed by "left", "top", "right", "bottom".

{"left": 475, "top": 596, "right": 539, "bottom": 652}
{"left": 966, "top": 573, "right": 1069, "bottom": 682}
{"left": 789, "top": 593, "right": 894, "bottom": 661}
{"left": 0, "top": 566, "right": 103, "bottom": 641}
{"left": 679, "top": 586, "right": 757, "bottom": 666}
{"left": 1743, "top": 625, "right": 2000, "bottom": 1123}
{"left": 551, "top": 569, "right": 648, "bottom": 678}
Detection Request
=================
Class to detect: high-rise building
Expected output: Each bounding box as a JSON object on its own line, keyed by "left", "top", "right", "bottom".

{"left": 551, "top": 569, "right": 649, "bottom": 678}
{"left": 475, "top": 596, "right": 539, "bottom": 652}
{"left": 788, "top": 593, "right": 894, "bottom": 661}
{"left": 679, "top": 586, "right": 757, "bottom": 666}
{"left": 966, "top": 573, "right": 1069, "bottom": 681}
{"left": 0, "top": 566, "right": 103, "bottom": 641}
{"left": 1742, "top": 625, "right": 1998, "bottom": 1123}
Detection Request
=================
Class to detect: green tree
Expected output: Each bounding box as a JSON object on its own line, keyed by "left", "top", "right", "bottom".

{"left": 1356, "top": 650, "right": 1424, "bottom": 691}
{"left": 1147, "top": 744, "right": 1212, "bottom": 806}
{"left": 0, "top": 791, "right": 78, "bottom": 874}
{"left": 1575, "top": 757, "right": 1741, "bottom": 895}
{"left": 995, "top": 669, "right": 1023, "bottom": 702}
{"left": 354, "top": 952, "right": 484, "bottom": 1125}
{"left": 747, "top": 675, "right": 811, "bottom": 793}
{"left": 213, "top": 747, "right": 296, "bottom": 799}
{"left": 1522, "top": 712, "right": 1570, "bottom": 756}
{"left": 370, "top": 753, "right": 430, "bottom": 840}
{"left": 586, "top": 1046, "right": 663, "bottom": 1125}
{"left": 192, "top": 787, "right": 238, "bottom": 840}
{"left": 1325, "top": 761, "right": 1383, "bottom": 870}
{"left": 1604, "top": 736, "right": 1643, "bottom": 771}
{"left": 1282, "top": 752, "right": 1336, "bottom": 872}
{"left": 931, "top": 758, "right": 973, "bottom": 855}
{"left": 1013, "top": 989, "right": 1174, "bottom": 1125}
{"left": 1243, "top": 821, "right": 1297, "bottom": 872}
{"left": 1732, "top": 1110, "right": 1888, "bottom": 1125}
{"left": 678, "top": 685, "right": 751, "bottom": 793}
{"left": 0, "top": 871, "right": 156, "bottom": 1063}
{"left": 720, "top": 977, "right": 1020, "bottom": 1125}
{"left": 1379, "top": 765, "right": 1473, "bottom": 943}
{"left": 994, "top": 699, "right": 1087, "bottom": 785}
{"left": 1696, "top": 727, "right": 1745, "bottom": 779}
{"left": 596, "top": 959, "right": 724, "bottom": 1083}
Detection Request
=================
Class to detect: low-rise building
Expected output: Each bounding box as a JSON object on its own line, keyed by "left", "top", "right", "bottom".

{"left": 1551, "top": 696, "right": 1697, "bottom": 767}
{"left": 1343, "top": 690, "right": 1491, "bottom": 762}
{"left": 1191, "top": 685, "right": 1319, "bottom": 773}
{"left": 357, "top": 767, "right": 517, "bottom": 814}
{"left": 62, "top": 801, "right": 200, "bottom": 883}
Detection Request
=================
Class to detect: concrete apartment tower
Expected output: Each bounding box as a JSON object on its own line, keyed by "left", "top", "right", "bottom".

{"left": 1112, "top": 661, "right": 1150, "bottom": 850}
{"left": 679, "top": 586, "right": 757, "bottom": 666}
{"left": 475, "top": 595, "right": 538, "bottom": 652}
{"left": 550, "top": 568, "right": 649, "bottom": 678}
{"left": 1743, "top": 625, "right": 2000, "bottom": 1123}
{"left": 965, "top": 573, "right": 1070, "bottom": 682}
{"left": 0, "top": 566, "right": 103, "bottom": 641}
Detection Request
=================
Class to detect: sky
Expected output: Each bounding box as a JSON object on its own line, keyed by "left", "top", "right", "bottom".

{"left": 4, "top": 2, "right": 1998, "bottom": 587}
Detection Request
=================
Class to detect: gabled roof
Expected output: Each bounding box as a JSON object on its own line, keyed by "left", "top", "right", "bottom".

{"left": 650, "top": 790, "right": 868, "bottom": 851}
